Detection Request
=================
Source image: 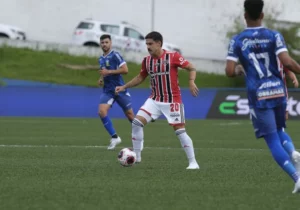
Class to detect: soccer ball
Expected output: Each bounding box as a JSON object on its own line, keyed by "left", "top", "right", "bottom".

{"left": 118, "top": 148, "right": 136, "bottom": 167}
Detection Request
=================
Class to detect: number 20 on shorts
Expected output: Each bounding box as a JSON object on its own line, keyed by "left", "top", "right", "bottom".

{"left": 170, "top": 103, "right": 180, "bottom": 112}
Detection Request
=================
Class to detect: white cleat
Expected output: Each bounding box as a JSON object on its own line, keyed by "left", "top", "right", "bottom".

{"left": 292, "top": 151, "right": 300, "bottom": 172}
{"left": 107, "top": 137, "right": 121, "bottom": 150}
{"left": 292, "top": 180, "right": 300, "bottom": 194}
{"left": 134, "top": 150, "right": 142, "bottom": 164}
{"left": 186, "top": 162, "right": 200, "bottom": 170}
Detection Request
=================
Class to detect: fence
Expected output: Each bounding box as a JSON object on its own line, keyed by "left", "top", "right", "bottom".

{"left": 1, "top": 84, "right": 300, "bottom": 120}
{"left": 0, "top": 39, "right": 226, "bottom": 74}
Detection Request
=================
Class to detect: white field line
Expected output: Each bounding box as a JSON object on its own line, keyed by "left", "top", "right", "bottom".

{"left": 0, "top": 144, "right": 266, "bottom": 151}
{"left": 0, "top": 119, "right": 91, "bottom": 124}
{"left": 0, "top": 118, "right": 250, "bottom": 126}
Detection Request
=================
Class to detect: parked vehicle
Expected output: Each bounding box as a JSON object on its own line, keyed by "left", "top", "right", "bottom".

{"left": 0, "top": 23, "right": 26, "bottom": 40}
{"left": 71, "top": 19, "right": 182, "bottom": 54}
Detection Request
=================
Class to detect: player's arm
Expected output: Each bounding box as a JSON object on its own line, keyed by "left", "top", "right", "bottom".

{"left": 225, "top": 60, "right": 237, "bottom": 77}
{"left": 105, "top": 63, "right": 128, "bottom": 75}
{"left": 225, "top": 61, "right": 244, "bottom": 77}
{"left": 115, "top": 74, "right": 147, "bottom": 94}
{"left": 275, "top": 32, "right": 300, "bottom": 74}
{"left": 98, "top": 74, "right": 104, "bottom": 86}
{"left": 100, "top": 53, "right": 128, "bottom": 76}
{"left": 173, "top": 52, "right": 196, "bottom": 80}
{"left": 124, "top": 73, "right": 147, "bottom": 89}
{"left": 98, "top": 58, "right": 105, "bottom": 86}
{"left": 182, "top": 63, "right": 196, "bottom": 81}
{"left": 278, "top": 52, "right": 300, "bottom": 74}
{"left": 115, "top": 58, "right": 148, "bottom": 94}
{"left": 124, "top": 58, "right": 148, "bottom": 88}
{"left": 286, "top": 68, "right": 299, "bottom": 88}
{"left": 225, "top": 37, "right": 244, "bottom": 77}
{"left": 174, "top": 53, "right": 199, "bottom": 96}
{"left": 111, "top": 52, "right": 128, "bottom": 74}
{"left": 182, "top": 63, "right": 198, "bottom": 96}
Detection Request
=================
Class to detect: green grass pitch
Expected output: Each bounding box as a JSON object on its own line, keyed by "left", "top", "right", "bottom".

{"left": 0, "top": 117, "right": 300, "bottom": 210}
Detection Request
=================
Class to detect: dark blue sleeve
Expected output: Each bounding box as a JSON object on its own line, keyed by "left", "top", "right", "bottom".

{"left": 273, "top": 32, "right": 288, "bottom": 56}
{"left": 226, "top": 35, "right": 239, "bottom": 62}
{"left": 114, "top": 52, "right": 126, "bottom": 68}
{"left": 99, "top": 57, "right": 105, "bottom": 69}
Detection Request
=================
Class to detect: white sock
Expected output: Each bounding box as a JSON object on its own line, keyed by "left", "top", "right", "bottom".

{"left": 132, "top": 118, "right": 144, "bottom": 161}
{"left": 175, "top": 128, "right": 197, "bottom": 164}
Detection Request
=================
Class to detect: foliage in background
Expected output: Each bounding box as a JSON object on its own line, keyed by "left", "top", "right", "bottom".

{"left": 0, "top": 46, "right": 245, "bottom": 88}
{"left": 225, "top": 4, "right": 300, "bottom": 87}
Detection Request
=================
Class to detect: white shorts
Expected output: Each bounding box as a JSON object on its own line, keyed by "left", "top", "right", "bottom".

{"left": 137, "top": 98, "right": 185, "bottom": 125}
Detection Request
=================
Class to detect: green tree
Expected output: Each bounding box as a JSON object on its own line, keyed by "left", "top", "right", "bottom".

{"left": 226, "top": 7, "right": 300, "bottom": 87}
{"left": 226, "top": 9, "right": 300, "bottom": 62}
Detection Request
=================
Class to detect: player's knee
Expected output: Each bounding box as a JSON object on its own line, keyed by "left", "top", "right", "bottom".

{"left": 132, "top": 115, "right": 148, "bottom": 127}
{"left": 175, "top": 128, "right": 186, "bottom": 136}
{"left": 98, "top": 109, "right": 108, "bottom": 118}
{"left": 132, "top": 117, "right": 145, "bottom": 128}
{"left": 125, "top": 109, "right": 135, "bottom": 121}
{"left": 173, "top": 124, "right": 185, "bottom": 132}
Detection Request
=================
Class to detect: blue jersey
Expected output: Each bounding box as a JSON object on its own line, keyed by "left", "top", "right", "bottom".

{"left": 99, "top": 50, "right": 127, "bottom": 93}
{"left": 227, "top": 27, "right": 288, "bottom": 108}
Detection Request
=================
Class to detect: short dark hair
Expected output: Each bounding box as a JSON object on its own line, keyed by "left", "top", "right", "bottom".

{"left": 100, "top": 34, "right": 111, "bottom": 41}
{"left": 145, "top": 31, "right": 163, "bottom": 47}
{"left": 244, "top": 0, "right": 264, "bottom": 20}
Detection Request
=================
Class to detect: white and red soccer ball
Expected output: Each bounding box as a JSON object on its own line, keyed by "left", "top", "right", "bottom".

{"left": 118, "top": 148, "right": 136, "bottom": 167}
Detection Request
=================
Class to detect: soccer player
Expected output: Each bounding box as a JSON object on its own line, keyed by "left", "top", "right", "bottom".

{"left": 278, "top": 66, "right": 300, "bottom": 173}
{"left": 115, "top": 31, "right": 200, "bottom": 169}
{"left": 98, "top": 34, "right": 135, "bottom": 150}
{"left": 282, "top": 67, "right": 299, "bottom": 120}
{"left": 225, "top": 0, "right": 300, "bottom": 193}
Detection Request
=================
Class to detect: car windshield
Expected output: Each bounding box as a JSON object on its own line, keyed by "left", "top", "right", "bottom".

{"left": 76, "top": 22, "right": 94, "bottom": 29}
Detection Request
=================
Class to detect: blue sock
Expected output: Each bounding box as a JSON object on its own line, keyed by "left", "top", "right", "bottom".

{"left": 100, "top": 116, "right": 117, "bottom": 138}
{"left": 264, "top": 132, "right": 299, "bottom": 183}
{"left": 278, "top": 129, "right": 295, "bottom": 155}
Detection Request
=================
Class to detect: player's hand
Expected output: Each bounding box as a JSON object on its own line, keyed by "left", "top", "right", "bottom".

{"left": 189, "top": 81, "right": 199, "bottom": 97}
{"left": 235, "top": 64, "right": 245, "bottom": 76}
{"left": 98, "top": 78, "right": 103, "bottom": 86}
{"left": 293, "top": 79, "right": 299, "bottom": 88}
{"left": 115, "top": 86, "right": 126, "bottom": 95}
{"left": 99, "top": 68, "right": 110, "bottom": 77}
{"left": 285, "top": 111, "right": 289, "bottom": 120}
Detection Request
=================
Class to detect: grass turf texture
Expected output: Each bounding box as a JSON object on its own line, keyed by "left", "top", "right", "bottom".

{"left": 0, "top": 117, "right": 300, "bottom": 210}
{"left": 0, "top": 46, "right": 245, "bottom": 88}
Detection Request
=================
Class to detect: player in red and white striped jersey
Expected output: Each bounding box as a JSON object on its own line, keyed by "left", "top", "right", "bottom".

{"left": 139, "top": 49, "right": 191, "bottom": 103}
{"left": 115, "top": 31, "right": 199, "bottom": 169}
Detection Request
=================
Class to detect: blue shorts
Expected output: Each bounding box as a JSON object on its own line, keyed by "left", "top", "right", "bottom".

{"left": 99, "top": 91, "right": 132, "bottom": 112}
{"left": 250, "top": 103, "right": 286, "bottom": 138}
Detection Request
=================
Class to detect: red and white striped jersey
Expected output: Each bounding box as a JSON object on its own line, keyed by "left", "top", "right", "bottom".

{"left": 139, "top": 50, "right": 189, "bottom": 103}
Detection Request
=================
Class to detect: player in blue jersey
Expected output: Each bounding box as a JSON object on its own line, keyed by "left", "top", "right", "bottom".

{"left": 225, "top": 0, "right": 300, "bottom": 193}
{"left": 98, "top": 34, "right": 135, "bottom": 150}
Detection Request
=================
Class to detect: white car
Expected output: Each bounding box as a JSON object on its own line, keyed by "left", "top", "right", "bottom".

{"left": 71, "top": 19, "right": 182, "bottom": 54}
{"left": 0, "top": 23, "right": 26, "bottom": 40}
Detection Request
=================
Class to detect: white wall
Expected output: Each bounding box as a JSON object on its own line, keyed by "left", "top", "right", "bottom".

{"left": 0, "top": 0, "right": 299, "bottom": 59}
